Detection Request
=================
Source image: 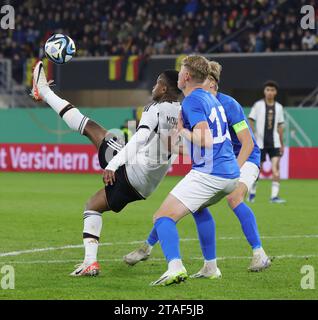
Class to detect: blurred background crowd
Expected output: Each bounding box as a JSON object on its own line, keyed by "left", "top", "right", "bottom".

{"left": 0, "top": 0, "right": 317, "bottom": 83}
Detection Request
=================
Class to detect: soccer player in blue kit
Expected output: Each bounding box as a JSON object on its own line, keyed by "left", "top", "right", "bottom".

{"left": 124, "top": 60, "right": 271, "bottom": 282}
{"left": 145, "top": 55, "right": 240, "bottom": 286}
{"left": 210, "top": 61, "right": 271, "bottom": 273}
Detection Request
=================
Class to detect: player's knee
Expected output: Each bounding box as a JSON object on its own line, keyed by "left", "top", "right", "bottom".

{"left": 84, "top": 200, "right": 91, "bottom": 211}
{"left": 227, "top": 194, "right": 242, "bottom": 209}
{"left": 84, "top": 196, "right": 95, "bottom": 211}
{"left": 272, "top": 169, "right": 280, "bottom": 180}
{"left": 273, "top": 174, "right": 280, "bottom": 181}
{"left": 153, "top": 212, "right": 176, "bottom": 224}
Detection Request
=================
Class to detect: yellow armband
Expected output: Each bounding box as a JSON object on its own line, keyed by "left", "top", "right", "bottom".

{"left": 233, "top": 120, "right": 248, "bottom": 133}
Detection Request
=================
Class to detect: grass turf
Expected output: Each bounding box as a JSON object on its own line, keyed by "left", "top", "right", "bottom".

{"left": 0, "top": 172, "right": 317, "bottom": 300}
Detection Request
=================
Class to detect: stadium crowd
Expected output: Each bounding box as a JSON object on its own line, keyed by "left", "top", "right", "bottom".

{"left": 0, "top": 0, "right": 317, "bottom": 82}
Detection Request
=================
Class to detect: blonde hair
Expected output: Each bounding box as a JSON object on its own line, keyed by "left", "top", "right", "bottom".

{"left": 208, "top": 61, "right": 222, "bottom": 83}
{"left": 182, "top": 55, "right": 211, "bottom": 83}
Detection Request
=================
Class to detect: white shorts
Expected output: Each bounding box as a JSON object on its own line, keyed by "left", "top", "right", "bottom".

{"left": 170, "top": 169, "right": 239, "bottom": 213}
{"left": 239, "top": 161, "right": 260, "bottom": 192}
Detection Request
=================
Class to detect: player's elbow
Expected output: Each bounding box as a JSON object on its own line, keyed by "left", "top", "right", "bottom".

{"left": 248, "top": 137, "right": 254, "bottom": 152}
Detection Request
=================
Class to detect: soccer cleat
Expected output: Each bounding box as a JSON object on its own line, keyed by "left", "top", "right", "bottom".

{"left": 190, "top": 266, "right": 222, "bottom": 280}
{"left": 247, "top": 193, "right": 256, "bottom": 203}
{"left": 248, "top": 254, "right": 271, "bottom": 272}
{"left": 150, "top": 267, "right": 188, "bottom": 286}
{"left": 270, "top": 197, "right": 286, "bottom": 204}
{"left": 30, "top": 61, "right": 54, "bottom": 101}
{"left": 123, "top": 242, "right": 152, "bottom": 266}
{"left": 70, "top": 261, "right": 100, "bottom": 277}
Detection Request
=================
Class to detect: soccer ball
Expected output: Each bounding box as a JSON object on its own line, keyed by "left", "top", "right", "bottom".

{"left": 44, "top": 34, "right": 76, "bottom": 64}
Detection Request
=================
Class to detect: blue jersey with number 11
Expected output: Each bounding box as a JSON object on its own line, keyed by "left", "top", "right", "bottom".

{"left": 182, "top": 88, "right": 240, "bottom": 179}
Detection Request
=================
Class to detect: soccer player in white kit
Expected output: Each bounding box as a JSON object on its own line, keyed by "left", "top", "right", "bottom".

{"left": 31, "top": 61, "right": 182, "bottom": 276}
{"left": 248, "top": 80, "right": 286, "bottom": 203}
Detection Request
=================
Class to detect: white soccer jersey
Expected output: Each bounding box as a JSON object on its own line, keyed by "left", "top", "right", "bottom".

{"left": 249, "top": 99, "right": 284, "bottom": 149}
{"left": 107, "top": 101, "right": 181, "bottom": 198}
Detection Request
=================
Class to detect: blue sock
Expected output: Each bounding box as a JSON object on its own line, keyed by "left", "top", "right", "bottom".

{"left": 154, "top": 217, "right": 181, "bottom": 262}
{"left": 192, "top": 208, "right": 216, "bottom": 260}
{"left": 233, "top": 202, "right": 262, "bottom": 250}
{"left": 146, "top": 226, "right": 158, "bottom": 246}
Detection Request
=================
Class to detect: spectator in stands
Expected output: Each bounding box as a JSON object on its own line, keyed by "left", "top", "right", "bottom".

{"left": 302, "top": 31, "right": 317, "bottom": 51}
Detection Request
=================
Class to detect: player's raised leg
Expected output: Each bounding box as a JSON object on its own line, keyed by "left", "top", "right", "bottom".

{"left": 31, "top": 60, "right": 107, "bottom": 150}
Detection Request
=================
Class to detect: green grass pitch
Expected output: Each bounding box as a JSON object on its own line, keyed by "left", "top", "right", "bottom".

{"left": 0, "top": 172, "right": 317, "bottom": 300}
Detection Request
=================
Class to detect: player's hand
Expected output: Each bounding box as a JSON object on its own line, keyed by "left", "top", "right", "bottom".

{"left": 103, "top": 169, "right": 116, "bottom": 186}
{"left": 177, "top": 112, "right": 184, "bottom": 132}
{"left": 280, "top": 145, "right": 284, "bottom": 157}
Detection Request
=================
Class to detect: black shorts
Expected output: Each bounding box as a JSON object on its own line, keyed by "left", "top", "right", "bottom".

{"left": 260, "top": 147, "right": 281, "bottom": 162}
{"left": 98, "top": 138, "right": 144, "bottom": 213}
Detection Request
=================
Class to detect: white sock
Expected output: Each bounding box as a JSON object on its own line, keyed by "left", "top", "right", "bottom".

{"left": 271, "top": 181, "right": 280, "bottom": 198}
{"left": 83, "top": 210, "right": 103, "bottom": 264}
{"left": 253, "top": 247, "right": 266, "bottom": 257}
{"left": 63, "top": 108, "right": 89, "bottom": 134}
{"left": 39, "top": 83, "right": 52, "bottom": 99}
{"left": 43, "top": 90, "right": 89, "bottom": 134}
{"left": 204, "top": 259, "right": 217, "bottom": 272}
{"left": 42, "top": 89, "right": 69, "bottom": 114}
{"left": 168, "top": 259, "right": 184, "bottom": 272}
{"left": 83, "top": 238, "right": 99, "bottom": 264}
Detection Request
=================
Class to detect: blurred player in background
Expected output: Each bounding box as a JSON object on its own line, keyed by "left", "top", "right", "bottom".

{"left": 248, "top": 81, "right": 286, "bottom": 204}
{"left": 125, "top": 61, "right": 271, "bottom": 274}
{"left": 31, "top": 61, "right": 182, "bottom": 276}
